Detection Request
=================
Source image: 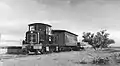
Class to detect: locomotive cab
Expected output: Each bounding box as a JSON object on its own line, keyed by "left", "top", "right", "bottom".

{"left": 22, "top": 23, "right": 53, "bottom": 54}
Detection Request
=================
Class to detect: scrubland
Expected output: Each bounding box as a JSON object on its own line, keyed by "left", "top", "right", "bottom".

{"left": 1, "top": 47, "right": 120, "bottom": 66}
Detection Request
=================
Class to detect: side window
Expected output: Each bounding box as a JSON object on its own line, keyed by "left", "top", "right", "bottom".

{"left": 46, "top": 27, "right": 51, "bottom": 35}
{"left": 30, "top": 26, "right": 35, "bottom": 31}
{"left": 54, "top": 34, "right": 59, "bottom": 43}
{"left": 49, "top": 36, "right": 52, "bottom": 41}
{"left": 49, "top": 36, "right": 52, "bottom": 44}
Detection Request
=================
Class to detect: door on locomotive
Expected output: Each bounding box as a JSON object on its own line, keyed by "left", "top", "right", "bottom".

{"left": 22, "top": 23, "right": 53, "bottom": 54}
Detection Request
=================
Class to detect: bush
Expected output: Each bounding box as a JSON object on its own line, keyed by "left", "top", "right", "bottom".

{"left": 79, "top": 60, "right": 88, "bottom": 64}
{"left": 82, "top": 30, "right": 115, "bottom": 50}
{"left": 112, "top": 53, "right": 120, "bottom": 63}
{"left": 92, "top": 56, "right": 109, "bottom": 64}
{"left": 74, "top": 60, "right": 87, "bottom": 64}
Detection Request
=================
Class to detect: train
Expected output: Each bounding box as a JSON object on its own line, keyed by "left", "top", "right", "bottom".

{"left": 22, "top": 23, "right": 83, "bottom": 55}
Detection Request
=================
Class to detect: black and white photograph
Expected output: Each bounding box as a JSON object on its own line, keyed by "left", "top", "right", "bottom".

{"left": 0, "top": 0, "right": 119, "bottom": 66}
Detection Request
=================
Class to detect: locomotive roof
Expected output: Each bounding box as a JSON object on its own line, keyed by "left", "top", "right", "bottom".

{"left": 28, "top": 23, "right": 52, "bottom": 27}
{"left": 52, "top": 30, "right": 78, "bottom": 36}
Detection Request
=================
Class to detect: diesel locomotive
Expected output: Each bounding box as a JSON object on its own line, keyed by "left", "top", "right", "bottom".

{"left": 22, "top": 23, "right": 81, "bottom": 54}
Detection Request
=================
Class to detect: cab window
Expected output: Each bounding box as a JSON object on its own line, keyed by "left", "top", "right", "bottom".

{"left": 46, "top": 26, "right": 51, "bottom": 35}
{"left": 30, "top": 26, "right": 35, "bottom": 31}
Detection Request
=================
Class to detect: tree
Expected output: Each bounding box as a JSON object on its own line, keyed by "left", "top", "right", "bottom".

{"left": 82, "top": 30, "right": 115, "bottom": 50}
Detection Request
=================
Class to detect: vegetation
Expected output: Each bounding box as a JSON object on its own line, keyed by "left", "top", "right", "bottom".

{"left": 82, "top": 30, "right": 115, "bottom": 50}
{"left": 92, "top": 56, "right": 109, "bottom": 64}
{"left": 111, "top": 53, "right": 120, "bottom": 63}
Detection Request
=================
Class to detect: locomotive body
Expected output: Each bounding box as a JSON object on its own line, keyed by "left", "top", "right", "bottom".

{"left": 22, "top": 23, "right": 81, "bottom": 54}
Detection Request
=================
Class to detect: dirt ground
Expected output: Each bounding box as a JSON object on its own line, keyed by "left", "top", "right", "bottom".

{"left": 1, "top": 48, "right": 120, "bottom": 66}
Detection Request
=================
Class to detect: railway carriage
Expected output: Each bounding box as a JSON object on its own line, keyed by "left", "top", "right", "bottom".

{"left": 52, "top": 30, "right": 80, "bottom": 51}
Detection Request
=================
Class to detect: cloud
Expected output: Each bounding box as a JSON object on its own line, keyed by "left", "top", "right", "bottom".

{"left": 0, "top": 2, "right": 12, "bottom": 20}
{"left": 0, "top": 34, "right": 22, "bottom": 40}
{"left": 0, "top": 2, "right": 11, "bottom": 11}
{"left": 0, "top": 0, "right": 119, "bottom": 31}
{"left": 0, "top": 0, "right": 120, "bottom": 46}
{"left": 0, "top": 19, "right": 61, "bottom": 38}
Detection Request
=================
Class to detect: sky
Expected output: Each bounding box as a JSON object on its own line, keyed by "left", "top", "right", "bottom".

{"left": 0, "top": 0, "right": 120, "bottom": 46}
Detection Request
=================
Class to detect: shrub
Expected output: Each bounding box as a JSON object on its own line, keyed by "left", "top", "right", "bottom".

{"left": 74, "top": 60, "right": 87, "bottom": 64}
{"left": 82, "top": 30, "right": 115, "bottom": 50}
{"left": 112, "top": 53, "right": 120, "bottom": 63}
{"left": 92, "top": 56, "right": 109, "bottom": 65}
{"left": 79, "top": 60, "right": 87, "bottom": 64}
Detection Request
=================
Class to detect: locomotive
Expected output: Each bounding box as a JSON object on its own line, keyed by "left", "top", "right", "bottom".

{"left": 22, "top": 23, "right": 81, "bottom": 54}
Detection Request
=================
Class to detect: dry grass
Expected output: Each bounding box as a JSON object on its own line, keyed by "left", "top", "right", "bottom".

{"left": 0, "top": 54, "right": 28, "bottom": 60}
{"left": 73, "top": 48, "right": 120, "bottom": 65}
{"left": 1, "top": 47, "right": 120, "bottom": 66}
{"left": 91, "top": 56, "right": 109, "bottom": 64}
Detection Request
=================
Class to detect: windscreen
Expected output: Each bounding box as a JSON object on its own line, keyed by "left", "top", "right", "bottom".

{"left": 27, "top": 33, "right": 37, "bottom": 43}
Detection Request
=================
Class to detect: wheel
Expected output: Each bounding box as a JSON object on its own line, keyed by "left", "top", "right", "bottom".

{"left": 35, "top": 50, "right": 40, "bottom": 55}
